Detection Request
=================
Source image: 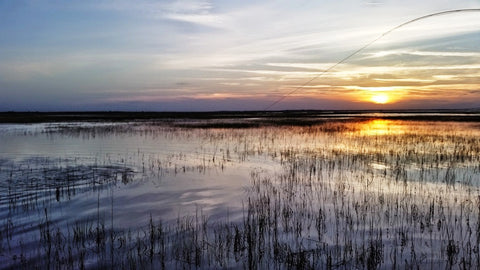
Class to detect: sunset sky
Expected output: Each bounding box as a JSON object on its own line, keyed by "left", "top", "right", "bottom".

{"left": 1, "top": 0, "right": 480, "bottom": 111}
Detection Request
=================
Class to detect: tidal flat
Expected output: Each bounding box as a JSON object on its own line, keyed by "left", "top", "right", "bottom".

{"left": 1, "top": 112, "right": 480, "bottom": 269}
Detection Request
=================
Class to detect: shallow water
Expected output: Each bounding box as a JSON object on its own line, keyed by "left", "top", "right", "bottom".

{"left": 1, "top": 117, "right": 480, "bottom": 269}
{"left": 0, "top": 122, "right": 277, "bottom": 224}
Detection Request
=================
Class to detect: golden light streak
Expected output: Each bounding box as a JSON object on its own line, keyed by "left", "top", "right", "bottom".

{"left": 356, "top": 119, "right": 406, "bottom": 136}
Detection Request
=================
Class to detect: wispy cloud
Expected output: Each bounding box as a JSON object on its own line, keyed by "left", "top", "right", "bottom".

{"left": 1, "top": 0, "right": 480, "bottom": 110}
{"left": 373, "top": 78, "right": 435, "bottom": 83}
{"left": 365, "top": 50, "right": 480, "bottom": 58}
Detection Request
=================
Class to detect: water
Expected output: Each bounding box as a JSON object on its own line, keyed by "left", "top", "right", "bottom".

{"left": 0, "top": 122, "right": 273, "bottom": 223}
{"left": 1, "top": 116, "right": 480, "bottom": 269}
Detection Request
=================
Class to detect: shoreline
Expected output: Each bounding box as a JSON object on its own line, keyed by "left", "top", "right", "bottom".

{"left": 0, "top": 110, "right": 480, "bottom": 124}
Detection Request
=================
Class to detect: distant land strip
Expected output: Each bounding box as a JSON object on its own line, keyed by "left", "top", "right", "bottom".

{"left": 0, "top": 110, "right": 480, "bottom": 125}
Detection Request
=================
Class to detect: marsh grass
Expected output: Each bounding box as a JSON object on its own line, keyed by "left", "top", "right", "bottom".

{"left": 1, "top": 118, "right": 480, "bottom": 269}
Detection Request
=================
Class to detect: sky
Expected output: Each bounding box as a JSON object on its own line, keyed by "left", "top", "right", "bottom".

{"left": 1, "top": 0, "right": 480, "bottom": 111}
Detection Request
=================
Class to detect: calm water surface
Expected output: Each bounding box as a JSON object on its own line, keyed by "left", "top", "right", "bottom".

{"left": 1, "top": 117, "right": 480, "bottom": 269}
{"left": 0, "top": 122, "right": 280, "bottom": 225}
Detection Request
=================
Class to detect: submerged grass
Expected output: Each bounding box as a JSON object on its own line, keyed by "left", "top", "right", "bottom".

{"left": 1, "top": 118, "right": 480, "bottom": 269}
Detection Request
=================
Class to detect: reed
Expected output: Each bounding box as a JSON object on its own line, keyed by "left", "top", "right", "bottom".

{"left": 0, "top": 118, "right": 479, "bottom": 269}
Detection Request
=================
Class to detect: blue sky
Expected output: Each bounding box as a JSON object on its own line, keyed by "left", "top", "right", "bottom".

{"left": 1, "top": 0, "right": 480, "bottom": 111}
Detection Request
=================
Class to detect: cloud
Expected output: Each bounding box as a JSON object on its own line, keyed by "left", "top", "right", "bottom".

{"left": 373, "top": 78, "right": 435, "bottom": 83}
{"left": 1, "top": 0, "right": 480, "bottom": 110}
{"left": 87, "top": 0, "right": 223, "bottom": 27}
{"left": 365, "top": 50, "right": 480, "bottom": 58}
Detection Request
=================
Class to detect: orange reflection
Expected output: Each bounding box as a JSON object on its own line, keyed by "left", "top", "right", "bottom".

{"left": 355, "top": 119, "right": 405, "bottom": 136}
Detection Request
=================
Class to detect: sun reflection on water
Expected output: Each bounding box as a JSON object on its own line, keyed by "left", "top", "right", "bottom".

{"left": 353, "top": 119, "right": 406, "bottom": 136}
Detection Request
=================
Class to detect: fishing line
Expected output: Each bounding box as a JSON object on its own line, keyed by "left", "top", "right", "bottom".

{"left": 264, "top": 8, "right": 480, "bottom": 110}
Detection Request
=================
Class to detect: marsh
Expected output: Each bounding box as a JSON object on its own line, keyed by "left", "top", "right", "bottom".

{"left": 1, "top": 112, "right": 480, "bottom": 269}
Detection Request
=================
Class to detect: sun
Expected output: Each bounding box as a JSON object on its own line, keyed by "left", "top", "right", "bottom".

{"left": 370, "top": 94, "right": 390, "bottom": 104}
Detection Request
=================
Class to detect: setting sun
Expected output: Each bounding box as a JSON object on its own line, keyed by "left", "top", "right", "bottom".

{"left": 370, "top": 94, "right": 390, "bottom": 104}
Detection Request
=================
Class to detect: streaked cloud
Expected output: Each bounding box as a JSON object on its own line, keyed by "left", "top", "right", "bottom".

{"left": 365, "top": 50, "right": 480, "bottom": 58}
{"left": 1, "top": 0, "right": 480, "bottom": 110}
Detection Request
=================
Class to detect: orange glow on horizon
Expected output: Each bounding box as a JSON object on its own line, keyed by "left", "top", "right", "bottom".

{"left": 345, "top": 86, "right": 402, "bottom": 105}
{"left": 370, "top": 94, "right": 390, "bottom": 104}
